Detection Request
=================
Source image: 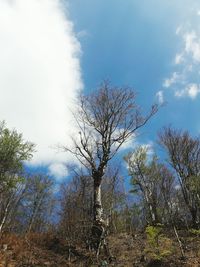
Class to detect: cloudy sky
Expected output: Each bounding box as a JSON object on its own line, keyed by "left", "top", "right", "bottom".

{"left": 1, "top": 0, "right": 200, "bottom": 179}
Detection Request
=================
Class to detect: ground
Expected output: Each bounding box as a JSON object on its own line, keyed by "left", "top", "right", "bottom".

{"left": 0, "top": 231, "right": 199, "bottom": 266}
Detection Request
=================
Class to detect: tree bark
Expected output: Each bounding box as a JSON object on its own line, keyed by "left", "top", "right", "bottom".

{"left": 0, "top": 200, "right": 10, "bottom": 234}
{"left": 190, "top": 207, "right": 198, "bottom": 228}
{"left": 93, "top": 179, "right": 103, "bottom": 223}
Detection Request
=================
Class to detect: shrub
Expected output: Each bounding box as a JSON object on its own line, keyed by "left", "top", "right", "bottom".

{"left": 145, "top": 224, "right": 173, "bottom": 261}
{"left": 189, "top": 228, "right": 200, "bottom": 236}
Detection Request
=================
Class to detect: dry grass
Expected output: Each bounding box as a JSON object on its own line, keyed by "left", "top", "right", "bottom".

{"left": 0, "top": 231, "right": 199, "bottom": 266}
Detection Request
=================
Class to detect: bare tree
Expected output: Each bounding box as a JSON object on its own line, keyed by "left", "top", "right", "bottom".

{"left": 101, "top": 166, "right": 126, "bottom": 233}
{"left": 24, "top": 174, "right": 55, "bottom": 233}
{"left": 159, "top": 127, "right": 200, "bottom": 227}
{"left": 125, "top": 146, "right": 175, "bottom": 225}
{"left": 64, "top": 82, "right": 158, "bottom": 230}
{"left": 59, "top": 172, "right": 93, "bottom": 242}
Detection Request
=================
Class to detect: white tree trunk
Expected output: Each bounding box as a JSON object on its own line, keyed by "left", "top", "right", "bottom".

{"left": 94, "top": 182, "right": 103, "bottom": 222}
{"left": 0, "top": 200, "right": 11, "bottom": 233}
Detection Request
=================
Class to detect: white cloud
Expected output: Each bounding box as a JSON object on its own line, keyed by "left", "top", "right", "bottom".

{"left": 141, "top": 142, "right": 154, "bottom": 155}
{"left": 162, "top": 8, "right": 200, "bottom": 102}
{"left": 175, "top": 53, "right": 184, "bottom": 64}
{"left": 77, "top": 30, "right": 89, "bottom": 39}
{"left": 156, "top": 90, "right": 164, "bottom": 104}
{"left": 184, "top": 31, "right": 200, "bottom": 62}
{"left": 175, "top": 83, "right": 200, "bottom": 99}
{"left": 119, "top": 134, "right": 136, "bottom": 150}
{"left": 174, "top": 90, "right": 185, "bottom": 98}
{"left": 187, "top": 83, "right": 200, "bottom": 98}
{"left": 0, "top": 0, "right": 83, "bottom": 177}
{"left": 163, "top": 72, "right": 180, "bottom": 88}
{"left": 186, "top": 64, "right": 193, "bottom": 72}
{"left": 49, "top": 162, "right": 68, "bottom": 178}
{"left": 126, "top": 142, "right": 154, "bottom": 166}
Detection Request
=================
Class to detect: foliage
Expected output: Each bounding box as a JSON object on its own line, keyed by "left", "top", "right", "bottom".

{"left": 0, "top": 121, "right": 35, "bottom": 233}
{"left": 189, "top": 228, "right": 200, "bottom": 236}
{"left": 0, "top": 121, "right": 35, "bottom": 191}
{"left": 145, "top": 224, "right": 173, "bottom": 261}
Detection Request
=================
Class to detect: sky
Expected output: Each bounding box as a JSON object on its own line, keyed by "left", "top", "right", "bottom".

{"left": 1, "top": 0, "right": 200, "bottom": 180}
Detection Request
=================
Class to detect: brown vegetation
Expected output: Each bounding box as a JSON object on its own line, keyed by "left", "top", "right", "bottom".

{"left": 0, "top": 231, "right": 199, "bottom": 267}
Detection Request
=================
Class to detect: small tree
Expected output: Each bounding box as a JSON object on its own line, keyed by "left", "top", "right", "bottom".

{"left": 59, "top": 172, "right": 93, "bottom": 242}
{"left": 159, "top": 127, "right": 200, "bottom": 227}
{"left": 0, "top": 121, "right": 34, "bottom": 233}
{"left": 64, "top": 82, "right": 158, "bottom": 228}
{"left": 125, "top": 146, "right": 175, "bottom": 225}
{"left": 145, "top": 224, "right": 173, "bottom": 262}
{"left": 23, "top": 174, "right": 55, "bottom": 233}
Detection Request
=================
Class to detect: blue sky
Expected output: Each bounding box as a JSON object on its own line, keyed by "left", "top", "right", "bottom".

{"left": 1, "top": 0, "right": 200, "bottom": 180}
{"left": 67, "top": 0, "right": 200, "bottom": 145}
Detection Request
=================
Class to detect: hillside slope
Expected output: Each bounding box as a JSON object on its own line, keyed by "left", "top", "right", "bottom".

{"left": 0, "top": 231, "right": 199, "bottom": 266}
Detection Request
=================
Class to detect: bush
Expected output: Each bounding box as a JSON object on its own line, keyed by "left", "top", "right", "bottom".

{"left": 145, "top": 224, "right": 173, "bottom": 261}
{"left": 189, "top": 228, "right": 200, "bottom": 236}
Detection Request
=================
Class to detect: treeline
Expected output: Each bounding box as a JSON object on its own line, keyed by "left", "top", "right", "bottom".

{"left": 0, "top": 83, "right": 200, "bottom": 245}
{"left": 126, "top": 126, "right": 200, "bottom": 229}
{"left": 0, "top": 121, "right": 54, "bottom": 235}
{"left": 59, "top": 126, "right": 200, "bottom": 244}
{"left": 1, "top": 123, "right": 200, "bottom": 241}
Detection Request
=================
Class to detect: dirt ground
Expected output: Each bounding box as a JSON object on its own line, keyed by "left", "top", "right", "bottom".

{"left": 0, "top": 231, "right": 199, "bottom": 267}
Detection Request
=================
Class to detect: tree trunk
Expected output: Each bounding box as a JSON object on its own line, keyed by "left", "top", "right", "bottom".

{"left": 190, "top": 207, "right": 198, "bottom": 228}
{"left": 0, "top": 200, "right": 11, "bottom": 234}
{"left": 93, "top": 179, "right": 103, "bottom": 223}
{"left": 149, "top": 203, "right": 156, "bottom": 224}
{"left": 92, "top": 178, "right": 104, "bottom": 254}
{"left": 92, "top": 176, "right": 113, "bottom": 261}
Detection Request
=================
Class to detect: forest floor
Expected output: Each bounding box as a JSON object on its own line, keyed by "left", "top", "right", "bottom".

{"left": 0, "top": 230, "right": 199, "bottom": 267}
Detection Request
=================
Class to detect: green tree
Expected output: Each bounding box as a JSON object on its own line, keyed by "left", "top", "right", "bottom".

{"left": 0, "top": 121, "right": 34, "bottom": 233}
